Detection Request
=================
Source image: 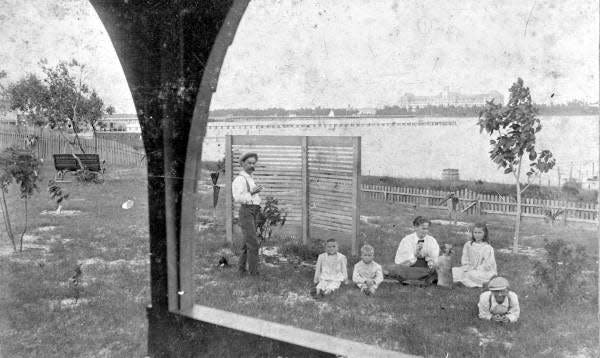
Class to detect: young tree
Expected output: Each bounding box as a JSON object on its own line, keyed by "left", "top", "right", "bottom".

{"left": 478, "top": 78, "right": 556, "bottom": 253}
{"left": 0, "top": 146, "right": 41, "bottom": 252}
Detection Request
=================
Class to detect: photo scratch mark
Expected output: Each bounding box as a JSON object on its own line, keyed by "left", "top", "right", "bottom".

{"left": 524, "top": 1, "right": 537, "bottom": 37}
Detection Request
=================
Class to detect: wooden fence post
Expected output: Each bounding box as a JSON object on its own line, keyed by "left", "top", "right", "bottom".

{"left": 301, "top": 136, "right": 309, "bottom": 245}
{"left": 225, "top": 135, "right": 233, "bottom": 243}
{"left": 351, "top": 137, "right": 361, "bottom": 256}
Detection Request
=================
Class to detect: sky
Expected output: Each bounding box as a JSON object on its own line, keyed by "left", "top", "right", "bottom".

{"left": 0, "top": 0, "right": 598, "bottom": 112}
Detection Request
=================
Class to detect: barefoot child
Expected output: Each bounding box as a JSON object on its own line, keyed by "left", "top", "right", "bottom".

{"left": 453, "top": 222, "right": 497, "bottom": 288}
{"left": 352, "top": 244, "right": 384, "bottom": 295}
{"left": 313, "top": 239, "right": 348, "bottom": 296}
{"left": 478, "top": 276, "right": 520, "bottom": 323}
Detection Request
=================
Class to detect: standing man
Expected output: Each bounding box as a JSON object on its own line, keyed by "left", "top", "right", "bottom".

{"left": 232, "top": 152, "right": 263, "bottom": 275}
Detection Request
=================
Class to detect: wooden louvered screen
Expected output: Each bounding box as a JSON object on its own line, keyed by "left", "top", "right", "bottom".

{"left": 225, "top": 135, "right": 361, "bottom": 254}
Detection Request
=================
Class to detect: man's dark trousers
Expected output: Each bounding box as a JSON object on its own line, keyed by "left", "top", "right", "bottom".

{"left": 239, "top": 204, "right": 260, "bottom": 274}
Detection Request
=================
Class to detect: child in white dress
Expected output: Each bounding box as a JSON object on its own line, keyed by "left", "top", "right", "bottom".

{"left": 452, "top": 222, "right": 497, "bottom": 288}
{"left": 352, "top": 244, "right": 384, "bottom": 295}
{"left": 313, "top": 239, "right": 348, "bottom": 296}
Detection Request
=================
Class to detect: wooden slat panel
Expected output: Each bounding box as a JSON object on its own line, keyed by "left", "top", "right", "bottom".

{"left": 310, "top": 200, "right": 354, "bottom": 211}
{"left": 308, "top": 162, "right": 353, "bottom": 169}
{"left": 307, "top": 137, "right": 354, "bottom": 147}
{"left": 309, "top": 187, "right": 353, "bottom": 197}
{"left": 309, "top": 195, "right": 354, "bottom": 205}
{"left": 311, "top": 220, "right": 353, "bottom": 232}
{"left": 309, "top": 209, "right": 352, "bottom": 224}
{"left": 309, "top": 173, "right": 353, "bottom": 180}
{"left": 308, "top": 166, "right": 353, "bottom": 174}
{"left": 232, "top": 136, "right": 303, "bottom": 145}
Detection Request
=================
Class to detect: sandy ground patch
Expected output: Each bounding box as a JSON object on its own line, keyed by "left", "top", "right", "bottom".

{"left": 34, "top": 226, "right": 57, "bottom": 232}
{"left": 497, "top": 246, "right": 546, "bottom": 258}
{"left": 78, "top": 256, "right": 149, "bottom": 269}
{"left": 431, "top": 219, "right": 472, "bottom": 227}
{"left": 40, "top": 210, "right": 82, "bottom": 216}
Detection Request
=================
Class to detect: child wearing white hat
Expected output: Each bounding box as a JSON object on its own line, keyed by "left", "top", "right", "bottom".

{"left": 477, "top": 276, "right": 520, "bottom": 323}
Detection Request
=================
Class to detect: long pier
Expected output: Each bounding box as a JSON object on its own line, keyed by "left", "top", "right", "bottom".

{"left": 205, "top": 117, "right": 457, "bottom": 132}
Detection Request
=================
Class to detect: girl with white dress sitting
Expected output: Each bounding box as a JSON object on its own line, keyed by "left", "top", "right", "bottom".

{"left": 452, "top": 222, "right": 497, "bottom": 288}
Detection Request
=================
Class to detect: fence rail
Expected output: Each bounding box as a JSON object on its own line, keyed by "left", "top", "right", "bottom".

{"left": 0, "top": 125, "right": 145, "bottom": 167}
{"left": 361, "top": 184, "right": 598, "bottom": 224}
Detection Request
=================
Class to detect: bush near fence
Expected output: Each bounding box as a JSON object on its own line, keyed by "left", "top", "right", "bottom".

{"left": 0, "top": 125, "right": 145, "bottom": 167}
{"left": 361, "top": 184, "right": 598, "bottom": 224}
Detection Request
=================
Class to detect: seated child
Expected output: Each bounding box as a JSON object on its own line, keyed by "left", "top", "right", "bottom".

{"left": 352, "top": 244, "right": 384, "bottom": 295}
{"left": 478, "top": 276, "right": 520, "bottom": 323}
{"left": 313, "top": 239, "right": 348, "bottom": 297}
{"left": 453, "top": 222, "right": 497, "bottom": 288}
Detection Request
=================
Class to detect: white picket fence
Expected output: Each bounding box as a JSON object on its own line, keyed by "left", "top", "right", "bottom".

{"left": 361, "top": 184, "right": 598, "bottom": 224}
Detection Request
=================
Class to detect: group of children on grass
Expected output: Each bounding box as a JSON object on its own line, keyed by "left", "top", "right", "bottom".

{"left": 311, "top": 216, "right": 520, "bottom": 323}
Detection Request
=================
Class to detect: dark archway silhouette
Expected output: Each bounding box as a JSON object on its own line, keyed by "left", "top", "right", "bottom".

{"left": 89, "top": 2, "right": 414, "bottom": 357}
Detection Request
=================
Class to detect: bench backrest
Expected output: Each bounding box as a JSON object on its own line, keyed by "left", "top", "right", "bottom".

{"left": 53, "top": 154, "right": 101, "bottom": 171}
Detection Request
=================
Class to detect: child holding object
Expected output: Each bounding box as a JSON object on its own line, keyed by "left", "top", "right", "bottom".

{"left": 452, "top": 222, "right": 497, "bottom": 288}
{"left": 352, "top": 244, "right": 384, "bottom": 295}
{"left": 478, "top": 276, "right": 520, "bottom": 323}
{"left": 312, "top": 239, "right": 348, "bottom": 297}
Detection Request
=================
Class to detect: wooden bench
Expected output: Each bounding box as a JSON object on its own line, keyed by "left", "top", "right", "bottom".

{"left": 53, "top": 154, "right": 105, "bottom": 181}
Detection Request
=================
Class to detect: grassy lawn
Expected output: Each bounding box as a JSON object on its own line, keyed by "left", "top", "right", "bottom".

{"left": 0, "top": 165, "right": 149, "bottom": 358}
{"left": 0, "top": 163, "right": 597, "bottom": 357}
{"left": 194, "top": 184, "right": 599, "bottom": 357}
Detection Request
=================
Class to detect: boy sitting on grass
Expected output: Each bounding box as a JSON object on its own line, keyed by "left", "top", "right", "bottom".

{"left": 352, "top": 244, "right": 383, "bottom": 295}
{"left": 478, "top": 276, "right": 520, "bottom": 323}
{"left": 312, "top": 239, "right": 348, "bottom": 298}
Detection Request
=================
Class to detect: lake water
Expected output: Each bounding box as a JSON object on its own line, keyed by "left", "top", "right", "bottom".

{"left": 201, "top": 116, "right": 598, "bottom": 185}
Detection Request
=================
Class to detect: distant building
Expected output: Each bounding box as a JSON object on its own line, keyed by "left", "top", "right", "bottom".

{"left": 584, "top": 176, "right": 599, "bottom": 191}
{"left": 99, "top": 113, "right": 140, "bottom": 133}
{"left": 357, "top": 108, "right": 377, "bottom": 116}
{"left": 328, "top": 110, "right": 335, "bottom": 117}
{"left": 399, "top": 87, "right": 504, "bottom": 108}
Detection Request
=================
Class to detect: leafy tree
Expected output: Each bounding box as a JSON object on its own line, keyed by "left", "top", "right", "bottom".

{"left": 478, "top": 78, "right": 556, "bottom": 253}
{"left": 6, "top": 59, "right": 114, "bottom": 154}
{"left": 0, "top": 145, "right": 41, "bottom": 252}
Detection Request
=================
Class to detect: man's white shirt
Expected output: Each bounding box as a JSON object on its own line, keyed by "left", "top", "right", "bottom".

{"left": 232, "top": 170, "right": 261, "bottom": 205}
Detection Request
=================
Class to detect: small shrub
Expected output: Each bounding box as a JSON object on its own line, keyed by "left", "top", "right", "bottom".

{"left": 75, "top": 169, "right": 103, "bottom": 184}
{"left": 280, "top": 237, "right": 324, "bottom": 262}
{"left": 533, "top": 239, "right": 591, "bottom": 303}
{"left": 542, "top": 208, "right": 563, "bottom": 225}
{"left": 257, "top": 196, "right": 287, "bottom": 241}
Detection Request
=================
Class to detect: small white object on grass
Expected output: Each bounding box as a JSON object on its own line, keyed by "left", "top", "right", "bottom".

{"left": 122, "top": 200, "right": 134, "bottom": 209}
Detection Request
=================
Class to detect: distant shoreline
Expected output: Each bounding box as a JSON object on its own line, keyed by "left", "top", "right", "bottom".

{"left": 208, "top": 113, "right": 597, "bottom": 122}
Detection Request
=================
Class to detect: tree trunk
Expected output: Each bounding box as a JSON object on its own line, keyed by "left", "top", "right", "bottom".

{"left": 19, "top": 198, "right": 28, "bottom": 252}
{"left": 514, "top": 181, "right": 521, "bottom": 254}
{"left": 1, "top": 190, "right": 16, "bottom": 252}
{"left": 513, "top": 161, "right": 523, "bottom": 254}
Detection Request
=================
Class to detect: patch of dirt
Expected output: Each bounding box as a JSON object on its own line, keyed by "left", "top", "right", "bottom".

{"left": 431, "top": 219, "right": 472, "bottom": 227}
{"left": 49, "top": 298, "right": 90, "bottom": 310}
{"left": 497, "top": 246, "right": 546, "bottom": 259}
{"left": 0, "top": 244, "right": 50, "bottom": 258}
{"left": 282, "top": 292, "right": 313, "bottom": 306}
{"left": 40, "top": 210, "right": 82, "bottom": 216}
{"left": 35, "top": 226, "right": 57, "bottom": 232}
{"left": 78, "top": 257, "right": 149, "bottom": 269}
